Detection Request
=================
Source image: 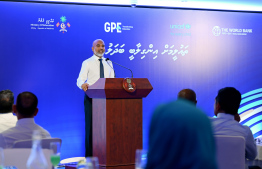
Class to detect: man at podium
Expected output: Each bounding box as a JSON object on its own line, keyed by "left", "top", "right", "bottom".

{"left": 76, "top": 39, "right": 114, "bottom": 156}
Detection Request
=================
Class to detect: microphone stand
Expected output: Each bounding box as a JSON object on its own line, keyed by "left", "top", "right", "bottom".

{"left": 106, "top": 58, "right": 133, "bottom": 78}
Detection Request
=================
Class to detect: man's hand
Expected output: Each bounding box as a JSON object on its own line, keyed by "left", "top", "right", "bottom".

{"left": 81, "top": 83, "right": 89, "bottom": 92}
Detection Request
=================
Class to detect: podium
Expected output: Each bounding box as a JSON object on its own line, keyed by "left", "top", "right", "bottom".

{"left": 85, "top": 78, "right": 153, "bottom": 169}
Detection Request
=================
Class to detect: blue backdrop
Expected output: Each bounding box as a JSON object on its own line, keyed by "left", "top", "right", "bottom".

{"left": 1, "top": 1, "right": 262, "bottom": 160}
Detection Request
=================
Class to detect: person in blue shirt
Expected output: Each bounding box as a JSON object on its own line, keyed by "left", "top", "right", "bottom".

{"left": 146, "top": 99, "right": 217, "bottom": 169}
{"left": 210, "top": 87, "right": 257, "bottom": 160}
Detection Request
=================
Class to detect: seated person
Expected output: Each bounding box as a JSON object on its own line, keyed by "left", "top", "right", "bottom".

{"left": 177, "top": 88, "right": 197, "bottom": 105}
{"left": 0, "top": 92, "right": 51, "bottom": 148}
{"left": 146, "top": 99, "right": 217, "bottom": 169}
{"left": 178, "top": 88, "right": 241, "bottom": 122}
{"left": 210, "top": 87, "right": 257, "bottom": 160}
{"left": 0, "top": 89, "right": 17, "bottom": 132}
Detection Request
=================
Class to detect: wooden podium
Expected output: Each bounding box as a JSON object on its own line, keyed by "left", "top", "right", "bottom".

{"left": 85, "top": 78, "right": 153, "bottom": 169}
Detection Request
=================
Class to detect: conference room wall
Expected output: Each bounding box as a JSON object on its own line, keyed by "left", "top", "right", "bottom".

{"left": 0, "top": 1, "right": 262, "bottom": 159}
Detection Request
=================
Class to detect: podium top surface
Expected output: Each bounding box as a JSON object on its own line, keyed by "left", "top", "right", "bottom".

{"left": 85, "top": 78, "right": 153, "bottom": 99}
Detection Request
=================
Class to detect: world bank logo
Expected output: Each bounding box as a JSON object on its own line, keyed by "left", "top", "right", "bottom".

{"left": 212, "top": 26, "right": 221, "bottom": 36}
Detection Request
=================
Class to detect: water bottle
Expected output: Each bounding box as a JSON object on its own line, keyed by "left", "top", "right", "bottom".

{"left": 76, "top": 159, "right": 87, "bottom": 169}
{"left": 26, "top": 130, "right": 48, "bottom": 169}
{"left": 76, "top": 157, "right": 98, "bottom": 169}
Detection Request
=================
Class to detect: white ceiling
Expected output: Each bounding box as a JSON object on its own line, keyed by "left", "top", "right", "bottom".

{"left": 27, "top": 0, "right": 262, "bottom": 11}
{"left": 133, "top": 0, "right": 262, "bottom": 11}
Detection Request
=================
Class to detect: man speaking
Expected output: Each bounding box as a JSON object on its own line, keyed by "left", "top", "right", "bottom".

{"left": 77, "top": 39, "right": 114, "bottom": 156}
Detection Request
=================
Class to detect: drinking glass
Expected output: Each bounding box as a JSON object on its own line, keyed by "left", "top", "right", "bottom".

{"left": 85, "top": 157, "right": 99, "bottom": 169}
{"left": 135, "top": 149, "right": 147, "bottom": 169}
{"left": 50, "top": 142, "right": 61, "bottom": 169}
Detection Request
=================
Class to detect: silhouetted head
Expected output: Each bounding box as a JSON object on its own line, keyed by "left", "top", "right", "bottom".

{"left": 0, "top": 89, "right": 14, "bottom": 113}
{"left": 214, "top": 87, "right": 241, "bottom": 116}
{"left": 14, "top": 92, "right": 38, "bottom": 118}
{"left": 177, "top": 89, "right": 197, "bottom": 105}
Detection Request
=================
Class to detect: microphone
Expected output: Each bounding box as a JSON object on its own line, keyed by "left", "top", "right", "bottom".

{"left": 106, "top": 58, "right": 133, "bottom": 78}
{"left": 105, "top": 58, "right": 116, "bottom": 78}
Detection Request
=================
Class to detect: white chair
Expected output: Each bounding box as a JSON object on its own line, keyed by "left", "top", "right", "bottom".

{"left": 3, "top": 148, "right": 53, "bottom": 169}
{"left": 215, "top": 135, "right": 245, "bottom": 169}
{"left": 12, "top": 138, "right": 62, "bottom": 149}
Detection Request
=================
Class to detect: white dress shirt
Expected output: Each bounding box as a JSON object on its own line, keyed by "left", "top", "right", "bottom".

{"left": 0, "top": 112, "right": 17, "bottom": 132}
{"left": 0, "top": 118, "right": 51, "bottom": 148}
{"left": 210, "top": 113, "right": 257, "bottom": 160}
{"left": 76, "top": 55, "right": 114, "bottom": 89}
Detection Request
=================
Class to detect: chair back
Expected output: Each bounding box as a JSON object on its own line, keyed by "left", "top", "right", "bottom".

{"left": 3, "top": 148, "right": 52, "bottom": 169}
{"left": 215, "top": 135, "right": 245, "bottom": 169}
{"left": 12, "top": 138, "right": 62, "bottom": 149}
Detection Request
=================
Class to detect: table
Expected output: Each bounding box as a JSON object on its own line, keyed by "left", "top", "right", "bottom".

{"left": 245, "top": 144, "right": 262, "bottom": 169}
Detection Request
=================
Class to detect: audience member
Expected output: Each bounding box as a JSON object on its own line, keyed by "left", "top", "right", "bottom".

{"left": 0, "top": 90, "right": 17, "bottom": 132}
{"left": 177, "top": 88, "right": 197, "bottom": 104}
{"left": 146, "top": 99, "right": 217, "bottom": 169}
{"left": 0, "top": 91, "right": 51, "bottom": 148}
{"left": 178, "top": 88, "right": 241, "bottom": 122}
{"left": 210, "top": 87, "right": 257, "bottom": 160}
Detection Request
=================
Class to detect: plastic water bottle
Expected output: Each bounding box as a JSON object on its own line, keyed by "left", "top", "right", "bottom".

{"left": 76, "top": 159, "right": 87, "bottom": 169}
{"left": 77, "top": 157, "right": 98, "bottom": 169}
{"left": 26, "top": 130, "right": 48, "bottom": 169}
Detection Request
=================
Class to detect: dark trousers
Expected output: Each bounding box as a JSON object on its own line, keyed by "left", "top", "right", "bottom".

{"left": 84, "top": 94, "right": 92, "bottom": 157}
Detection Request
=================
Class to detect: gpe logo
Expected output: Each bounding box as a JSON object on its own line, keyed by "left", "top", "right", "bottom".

{"left": 104, "top": 22, "right": 122, "bottom": 33}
